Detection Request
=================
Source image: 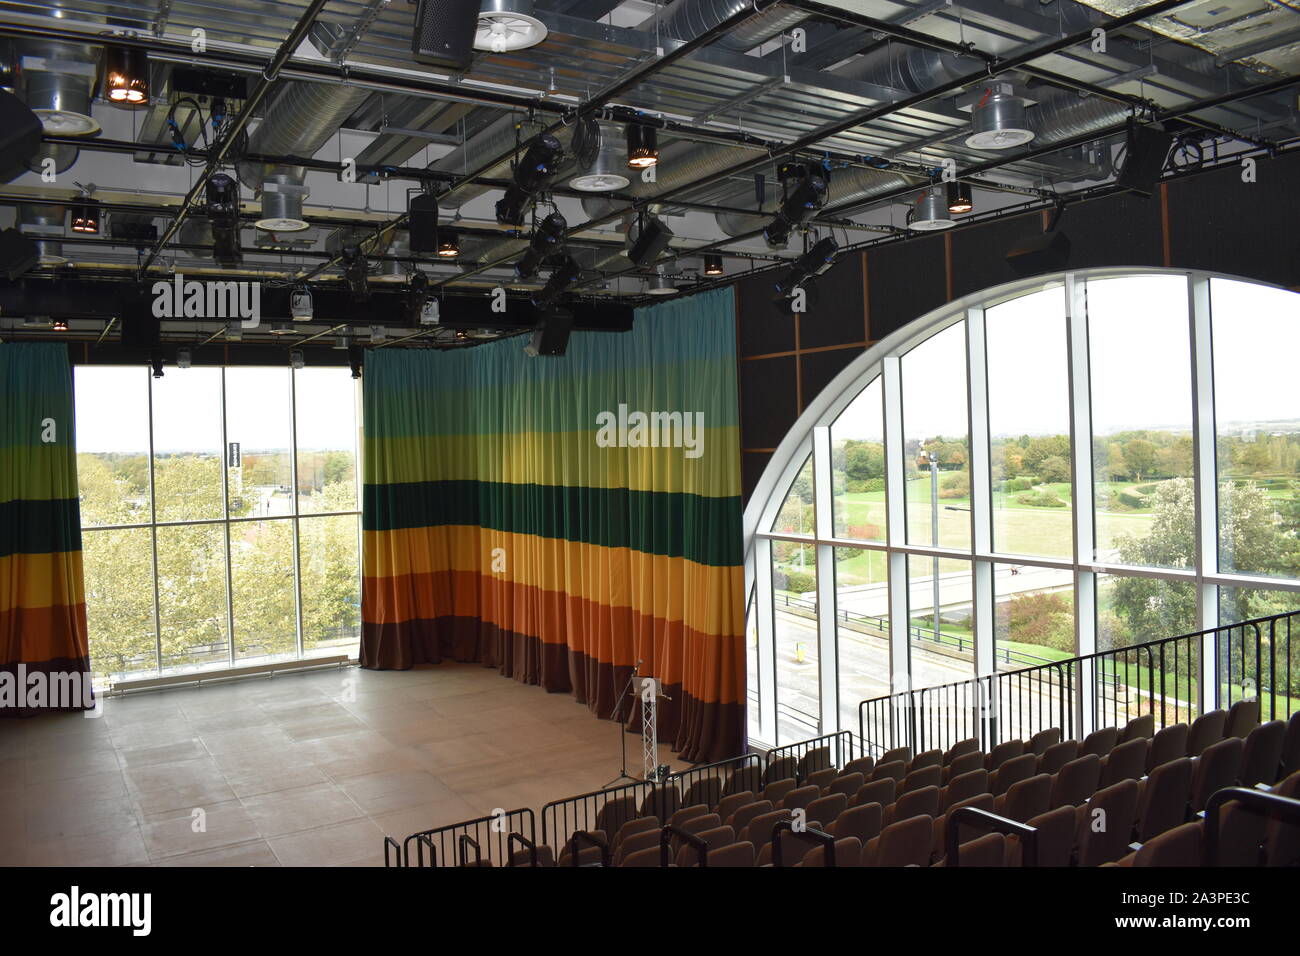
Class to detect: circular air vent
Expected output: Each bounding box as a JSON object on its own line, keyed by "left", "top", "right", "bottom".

{"left": 474, "top": 9, "right": 548, "bottom": 53}
{"left": 34, "top": 109, "right": 100, "bottom": 136}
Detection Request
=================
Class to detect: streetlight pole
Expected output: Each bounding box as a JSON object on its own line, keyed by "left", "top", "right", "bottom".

{"left": 919, "top": 450, "right": 942, "bottom": 646}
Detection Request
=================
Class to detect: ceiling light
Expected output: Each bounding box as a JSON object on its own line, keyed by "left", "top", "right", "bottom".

{"left": 369, "top": 325, "right": 387, "bottom": 344}
{"left": 104, "top": 46, "right": 149, "bottom": 106}
{"left": 474, "top": 0, "right": 548, "bottom": 52}
{"left": 71, "top": 202, "right": 100, "bottom": 234}
{"left": 644, "top": 272, "right": 676, "bottom": 296}
{"left": 626, "top": 122, "right": 658, "bottom": 169}
{"left": 947, "top": 181, "right": 973, "bottom": 215}
{"left": 515, "top": 211, "right": 567, "bottom": 279}
{"left": 254, "top": 175, "right": 310, "bottom": 232}
{"left": 340, "top": 244, "right": 370, "bottom": 302}
{"left": 289, "top": 349, "right": 305, "bottom": 370}
{"left": 333, "top": 332, "right": 350, "bottom": 350}
{"left": 703, "top": 254, "right": 724, "bottom": 277}
{"left": 176, "top": 347, "right": 191, "bottom": 369}
{"left": 495, "top": 133, "right": 564, "bottom": 226}
{"left": 290, "top": 289, "right": 313, "bottom": 321}
{"left": 205, "top": 173, "right": 242, "bottom": 265}
{"left": 764, "top": 163, "right": 829, "bottom": 248}
{"left": 150, "top": 352, "right": 164, "bottom": 378}
{"left": 966, "top": 89, "right": 1034, "bottom": 150}
{"left": 270, "top": 321, "right": 293, "bottom": 335}
{"left": 51, "top": 318, "right": 68, "bottom": 332}
{"left": 908, "top": 186, "right": 956, "bottom": 231}
{"left": 437, "top": 228, "right": 460, "bottom": 258}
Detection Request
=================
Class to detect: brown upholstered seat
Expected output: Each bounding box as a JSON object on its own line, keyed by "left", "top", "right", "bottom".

{"left": 842, "top": 756, "right": 876, "bottom": 777}
{"left": 1146, "top": 722, "right": 1189, "bottom": 772}
{"left": 826, "top": 772, "right": 865, "bottom": 798}
{"left": 1120, "top": 713, "right": 1155, "bottom": 743}
{"left": 1226, "top": 698, "right": 1260, "bottom": 739}
{"left": 1028, "top": 727, "right": 1062, "bottom": 756}
{"left": 726, "top": 799, "right": 773, "bottom": 833}
{"left": 1037, "top": 739, "right": 1080, "bottom": 775}
{"left": 879, "top": 746, "right": 912, "bottom": 767}
{"left": 1075, "top": 778, "right": 1141, "bottom": 866}
{"left": 1014, "top": 805, "right": 1076, "bottom": 867}
{"left": 1280, "top": 712, "right": 1300, "bottom": 779}
{"left": 1118, "top": 821, "right": 1202, "bottom": 867}
{"left": 1099, "top": 737, "right": 1149, "bottom": 788}
{"left": 884, "top": 784, "right": 940, "bottom": 827}
{"left": 762, "top": 778, "right": 797, "bottom": 805}
{"left": 706, "top": 840, "right": 756, "bottom": 867}
{"left": 907, "top": 749, "right": 943, "bottom": 774}
{"left": 861, "top": 813, "right": 933, "bottom": 867}
{"left": 716, "top": 791, "right": 756, "bottom": 823}
{"left": 899, "top": 764, "right": 942, "bottom": 796}
{"left": 805, "top": 793, "right": 849, "bottom": 827}
{"left": 1186, "top": 709, "right": 1227, "bottom": 757}
{"left": 991, "top": 753, "right": 1037, "bottom": 796}
{"left": 851, "top": 777, "right": 896, "bottom": 810}
{"left": 1239, "top": 720, "right": 1287, "bottom": 787}
{"left": 762, "top": 756, "right": 798, "bottom": 786}
{"left": 831, "top": 801, "right": 883, "bottom": 845}
{"left": 942, "top": 738, "right": 980, "bottom": 765}
{"left": 1081, "top": 726, "right": 1118, "bottom": 759}
{"left": 797, "top": 836, "right": 862, "bottom": 867}
{"left": 1189, "top": 735, "right": 1245, "bottom": 813}
{"left": 1049, "top": 753, "right": 1101, "bottom": 809}
{"left": 779, "top": 784, "right": 821, "bottom": 812}
{"left": 870, "top": 759, "right": 907, "bottom": 784}
{"left": 984, "top": 739, "right": 1024, "bottom": 773}
{"left": 939, "top": 768, "right": 989, "bottom": 812}
{"left": 942, "top": 749, "right": 984, "bottom": 784}
{"left": 993, "top": 772, "right": 1051, "bottom": 823}
{"left": 681, "top": 776, "right": 723, "bottom": 811}
{"left": 1134, "top": 756, "right": 1193, "bottom": 844}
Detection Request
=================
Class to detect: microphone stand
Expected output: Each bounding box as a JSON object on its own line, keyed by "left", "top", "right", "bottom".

{"left": 604, "top": 661, "right": 641, "bottom": 789}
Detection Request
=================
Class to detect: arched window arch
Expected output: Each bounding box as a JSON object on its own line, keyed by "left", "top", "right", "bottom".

{"left": 743, "top": 268, "right": 1300, "bottom": 750}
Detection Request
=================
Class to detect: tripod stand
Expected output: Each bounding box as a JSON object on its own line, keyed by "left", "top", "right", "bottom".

{"left": 604, "top": 661, "right": 641, "bottom": 789}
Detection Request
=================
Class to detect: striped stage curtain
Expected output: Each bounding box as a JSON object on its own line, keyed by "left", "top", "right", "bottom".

{"left": 361, "top": 288, "right": 744, "bottom": 761}
{"left": 0, "top": 342, "right": 92, "bottom": 715}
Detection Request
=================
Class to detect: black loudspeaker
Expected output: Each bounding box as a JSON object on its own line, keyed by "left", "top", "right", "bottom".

{"left": 1116, "top": 123, "right": 1174, "bottom": 198}
{"left": 0, "top": 89, "right": 42, "bottom": 184}
{"left": 121, "top": 293, "right": 161, "bottom": 349}
{"left": 627, "top": 217, "right": 674, "bottom": 266}
{"left": 408, "top": 193, "right": 440, "bottom": 253}
{"left": 0, "top": 228, "right": 38, "bottom": 280}
{"left": 1005, "top": 229, "right": 1072, "bottom": 277}
{"left": 530, "top": 309, "right": 573, "bottom": 357}
{"left": 411, "top": 0, "right": 480, "bottom": 70}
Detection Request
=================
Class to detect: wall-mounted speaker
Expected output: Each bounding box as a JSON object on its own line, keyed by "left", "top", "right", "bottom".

{"left": 1116, "top": 123, "right": 1174, "bottom": 198}
{"left": 529, "top": 309, "right": 573, "bottom": 356}
{"left": 121, "top": 292, "right": 161, "bottom": 349}
{"left": 408, "top": 193, "right": 441, "bottom": 254}
{"left": 1005, "top": 229, "right": 1071, "bottom": 277}
{"left": 411, "top": 0, "right": 480, "bottom": 70}
{"left": 627, "top": 217, "right": 674, "bottom": 266}
{"left": 0, "top": 228, "right": 38, "bottom": 280}
{"left": 0, "top": 89, "right": 42, "bottom": 184}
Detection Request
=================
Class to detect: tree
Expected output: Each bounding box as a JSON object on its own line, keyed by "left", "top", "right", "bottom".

{"left": 1038, "top": 455, "right": 1072, "bottom": 485}
{"left": 1122, "top": 439, "right": 1158, "bottom": 481}
{"left": 1023, "top": 435, "right": 1071, "bottom": 474}
{"left": 997, "top": 592, "right": 1074, "bottom": 654}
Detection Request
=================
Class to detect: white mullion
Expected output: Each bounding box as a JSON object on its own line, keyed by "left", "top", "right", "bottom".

{"left": 967, "top": 305, "right": 994, "bottom": 681}
{"left": 812, "top": 426, "right": 837, "bottom": 734}
{"left": 754, "top": 536, "right": 778, "bottom": 749}
{"left": 1065, "top": 272, "right": 1097, "bottom": 739}
{"left": 882, "top": 356, "right": 910, "bottom": 694}
{"left": 1189, "top": 275, "right": 1220, "bottom": 711}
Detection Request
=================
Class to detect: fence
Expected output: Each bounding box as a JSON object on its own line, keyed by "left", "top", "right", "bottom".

{"left": 396, "top": 807, "right": 536, "bottom": 867}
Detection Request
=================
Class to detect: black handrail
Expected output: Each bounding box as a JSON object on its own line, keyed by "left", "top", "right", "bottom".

{"left": 400, "top": 807, "right": 535, "bottom": 868}
{"left": 458, "top": 833, "right": 482, "bottom": 867}
{"left": 1204, "top": 786, "right": 1300, "bottom": 865}
{"left": 944, "top": 805, "right": 1038, "bottom": 867}
{"left": 507, "top": 832, "right": 540, "bottom": 867}
{"left": 565, "top": 830, "right": 611, "bottom": 867}
{"left": 383, "top": 835, "right": 402, "bottom": 868}
{"left": 770, "top": 821, "right": 836, "bottom": 867}
{"left": 414, "top": 833, "right": 437, "bottom": 868}
{"left": 660, "top": 824, "right": 709, "bottom": 867}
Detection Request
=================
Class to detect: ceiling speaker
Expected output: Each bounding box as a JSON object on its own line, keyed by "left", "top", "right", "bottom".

{"left": 529, "top": 309, "right": 573, "bottom": 357}
{"left": 411, "top": 0, "right": 480, "bottom": 70}
{"left": 0, "top": 90, "right": 43, "bottom": 184}
{"left": 0, "top": 228, "right": 39, "bottom": 280}
{"left": 1116, "top": 123, "right": 1174, "bottom": 198}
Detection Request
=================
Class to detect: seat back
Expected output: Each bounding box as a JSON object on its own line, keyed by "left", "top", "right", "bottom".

{"left": 1120, "top": 713, "right": 1155, "bottom": 743}
{"left": 943, "top": 737, "right": 980, "bottom": 765}
{"left": 831, "top": 801, "right": 883, "bottom": 845}
{"left": 727, "top": 799, "right": 773, "bottom": 832}
{"left": 944, "top": 832, "right": 1005, "bottom": 867}
{"left": 639, "top": 785, "right": 680, "bottom": 820}
{"left": 595, "top": 795, "right": 637, "bottom": 838}
{"left": 740, "top": 809, "right": 792, "bottom": 854}
{"left": 614, "top": 828, "right": 663, "bottom": 865}
{"left": 780, "top": 784, "right": 820, "bottom": 812}
{"left": 620, "top": 845, "right": 667, "bottom": 867}
{"left": 1020, "top": 805, "right": 1077, "bottom": 867}
{"left": 940, "top": 768, "right": 989, "bottom": 812}
{"left": 998, "top": 772, "right": 1052, "bottom": 823}
{"left": 900, "top": 764, "right": 942, "bottom": 795}
{"left": 1239, "top": 720, "right": 1286, "bottom": 788}
{"left": 681, "top": 776, "right": 723, "bottom": 811}
{"left": 613, "top": 815, "right": 659, "bottom": 851}
{"left": 805, "top": 793, "right": 848, "bottom": 827}
{"left": 879, "top": 745, "right": 912, "bottom": 767}
{"left": 674, "top": 824, "right": 734, "bottom": 867}
{"left": 1147, "top": 723, "right": 1189, "bottom": 772}
{"left": 1264, "top": 770, "right": 1300, "bottom": 867}
{"left": 1028, "top": 727, "right": 1062, "bottom": 756}
{"left": 1049, "top": 753, "right": 1101, "bottom": 809}
{"left": 1186, "top": 709, "right": 1227, "bottom": 756}
{"left": 798, "top": 836, "right": 862, "bottom": 867}
{"left": 930, "top": 792, "right": 995, "bottom": 862}
{"left": 724, "top": 764, "right": 763, "bottom": 797}
{"left": 1099, "top": 737, "right": 1149, "bottom": 788}
{"left": 706, "top": 840, "right": 756, "bottom": 867}
{"left": 1076, "top": 778, "right": 1141, "bottom": 867}
{"left": 985, "top": 739, "right": 1024, "bottom": 772}
{"left": 1134, "top": 756, "right": 1193, "bottom": 844}
{"left": 1037, "top": 739, "right": 1080, "bottom": 775}
{"left": 1081, "top": 726, "right": 1118, "bottom": 758}
{"left": 1189, "top": 735, "right": 1245, "bottom": 812}
{"left": 762, "top": 756, "right": 798, "bottom": 786}
{"left": 887, "top": 785, "right": 940, "bottom": 826}
{"left": 870, "top": 759, "right": 906, "bottom": 784}
{"left": 992, "top": 753, "right": 1037, "bottom": 796}
{"left": 667, "top": 804, "right": 710, "bottom": 831}
{"left": 716, "top": 791, "right": 756, "bottom": 822}
{"left": 1280, "top": 712, "right": 1300, "bottom": 779}
{"left": 670, "top": 812, "right": 722, "bottom": 852}
{"left": 842, "top": 756, "right": 875, "bottom": 777}
{"left": 826, "top": 772, "right": 865, "bottom": 798}
{"left": 943, "top": 749, "right": 984, "bottom": 783}
{"left": 1226, "top": 698, "right": 1260, "bottom": 739}
{"left": 805, "top": 767, "right": 838, "bottom": 791}
{"left": 862, "top": 813, "right": 933, "bottom": 867}
{"left": 1130, "top": 820, "right": 1202, "bottom": 867}
{"left": 851, "top": 777, "right": 896, "bottom": 810}
{"left": 762, "top": 778, "right": 797, "bottom": 805}
{"left": 796, "top": 746, "right": 832, "bottom": 781}
{"left": 907, "top": 749, "right": 942, "bottom": 774}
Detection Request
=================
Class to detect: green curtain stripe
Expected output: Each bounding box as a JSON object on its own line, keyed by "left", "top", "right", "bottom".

{"left": 363, "top": 479, "right": 743, "bottom": 567}
{"left": 0, "top": 495, "right": 82, "bottom": 560}
{"left": 0, "top": 443, "right": 82, "bottom": 504}
{"left": 0, "top": 344, "right": 80, "bottom": 512}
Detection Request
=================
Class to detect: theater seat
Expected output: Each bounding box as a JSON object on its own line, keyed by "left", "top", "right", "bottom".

{"left": 1117, "top": 821, "right": 1202, "bottom": 867}
{"left": 861, "top": 814, "right": 933, "bottom": 867}
{"left": 1075, "top": 779, "right": 1140, "bottom": 866}
{"left": 1226, "top": 699, "right": 1260, "bottom": 739}
{"left": 797, "top": 837, "right": 862, "bottom": 867}
{"left": 1239, "top": 720, "right": 1286, "bottom": 787}
{"left": 1134, "top": 756, "right": 1193, "bottom": 844}
{"left": 1187, "top": 709, "right": 1227, "bottom": 756}
{"left": 1146, "top": 723, "right": 1189, "bottom": 772}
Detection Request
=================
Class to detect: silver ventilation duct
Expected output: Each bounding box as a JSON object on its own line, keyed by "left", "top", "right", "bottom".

{"left": 643, "top": 0, "right": 810, "bottom": 53}
{"left": 17, "top": 40, "right": 100, "bottom": 175}
{"left": 18, "top": 204, "right": 68, "bottom": 266}
{"left": 242, "top": 81, "right": 370, "bottom": 232}
{"left": 1027, "top": 92, "right": 1132, "bottom": 148}
{"left": 833, "top": 44, "right": 979, "bottom": 93}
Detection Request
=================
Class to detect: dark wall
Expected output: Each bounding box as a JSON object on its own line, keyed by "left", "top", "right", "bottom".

{"left": 735, "top": 149, "right": 1300, "bottom": 504}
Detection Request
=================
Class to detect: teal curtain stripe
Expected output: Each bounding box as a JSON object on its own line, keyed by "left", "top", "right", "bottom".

{"left": 0, "top": 497, "right": 82, "bottom": 559}
{"left": 0, "top": 342, "right": 76, "bottom": 452}
{"left": 363, "top": 479, "right": 743, "bottom": 568}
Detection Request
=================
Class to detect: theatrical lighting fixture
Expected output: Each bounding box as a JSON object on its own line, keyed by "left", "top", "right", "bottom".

{"left": 908, "top": 186, "right": 956, "bottom": 231}
{"left": 226, "top": 321, "right": 243, "bottom": 342}
{"left": 947, "top": 181, "right": 974, "bottom": 215}
{"left": 369, "top": 325, "right": 387, "bottom": 344}
{"left": 773, "top": 236, "right": 840, "bottom": 298}
{"left": 176, "top": 347, "right": 191, "bottom": 369}
{"left": 105, "top": 45, "right": 149, "bottom": 106}
{"left": 333, "top": 332, "right": 350, "bottom": 350}
{"left": 289, "top": 349, "right": 305, "bottom": 370}
{"left": 532, "top": 255, "right": 581, "bottom": 309}
{"left": 965, "top": 87, "right": 1034, "bottom": 150}
{"left": 71, "top": 202, "right": 100, "bottom": 234}
{"left": 437, "top": 227, "right": 460, "bottom": 258}
{"left": 205, "top": 173, "right": 242, "bottom": 265}
{"left": 349, "top": 346, "right": 363, "bottom": 379}
{"left": 340, "top": 243, "right": 370, "bottom": 302}
{"left": 514, "top": 211, "right": 568, "bottom": 279}
{"left": 405, "top": 271, "right": 433, "bottom": 325}
{"left": 764, "top": 163, "right": 830, "bottom": 248}
{"left": 703, "top": 254, "right": 724, "bottom": 277}
{"left": 51, "top": 318, "right": 68, "bottom": 332}
{"left": 270, "top": 321, "right": 293, "bottom": 335}
{"left": 495, "top": 133, "right": 564, "bottom": 226}
{"left": 150, "top": 352, "right": 165, "bottom": 379}
{"left": 419, "top": 298, "right": 440, "bottom": 326}
{"left": 626, "top": 121, "right": 658, "bottom": 169}
{"left": 290, "top": 288, "right": 313, "bottom": 321}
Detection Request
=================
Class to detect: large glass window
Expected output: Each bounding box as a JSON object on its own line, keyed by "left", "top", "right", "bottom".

{"left": 902, "top": 322, "right": 970, "bottom": 550}
{"left": 771, "top": 542, "right": 819, "bottom": 742}
{"left": 74, "top": 366, "right": 363, "bottom": 683}
{"left": 831, "top": 378, "right": 886, "bottom": 541}
{"left": 835, "top": 545, "right": 890, "bottom": 737}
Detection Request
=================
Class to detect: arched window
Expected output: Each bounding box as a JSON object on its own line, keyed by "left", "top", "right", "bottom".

{"left": 743, "top": 269, "right": 1300, "bottom": 750}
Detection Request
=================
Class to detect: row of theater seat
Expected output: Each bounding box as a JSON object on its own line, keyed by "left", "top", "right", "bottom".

{"left": 523, "top": 702, "right": 1300, "bottom": 866}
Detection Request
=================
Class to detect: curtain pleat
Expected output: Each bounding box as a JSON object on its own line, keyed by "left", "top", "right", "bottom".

{"left": 360, "top": 289, "right": 744, "bottom": 761}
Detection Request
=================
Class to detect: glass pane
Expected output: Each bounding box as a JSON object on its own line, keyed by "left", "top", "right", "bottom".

{"left": 902, "top": 322, "right": 970, "bottom": 549}
{"left": 299, "top": 514, "right": 360, "bottom": 655}
{"left": 156, "top": 523, "right": 230, "bottom": 672}
{"left": 225, "top": 367, "right": 293, "bottom": 520}
{"left": 906, "top": 555, "right": 974, "bottom": 684}
{"left": 835, "top": 545, "right": 890, "bottom": 741}
{"left": 746, "top": 586, "right": 760, "bottom": 737}
{"left": 231, "top": 519, "right": 298, "bottom": 662}
{"left": 152, "top": 368, "right": 225, "bottom": 523}
{"left": 74, "top": 367, "right": 151, "bottom": 527}
{"left": 772, "top": 542, "right": 819, "bottom": 742}
{"left": 1096, "top": 572, "right": 1196, "bottom": 652}
{"left": 986, "top": 286, "right": 1073, "bottom": 558}
{"left": 1211, "top": 278, "right": 1300, "bottom": 579}
{"left": 772, "top": 454, "right": 814, "bottom": 536}
{"left": 1088, "top": 275, "right": 1193, "bottom": 567}
{"left": 831, "top": 378, "right": 886, "bottom": 541}
{"left": 83, "top": 528, "right": 156, "bottom": 679}
{"left": 296, "top": 367, "right": 359, "bottom": 514}
{"left": 1217, "top": 586, "right": 1299, "bottom": 721}
{"left": 993, "top": 562, "right": 1075, "bottom": 671}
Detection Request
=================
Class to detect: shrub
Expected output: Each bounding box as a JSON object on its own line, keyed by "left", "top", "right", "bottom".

{"left": 780, "top": 570, "right": 816, "bottom": 594}
{"left": 1134, "top": 482, "right": 1159, "bottom": 495}
{"left": 1005, "top": 478, "right": 1033, "bottom": 492}
{"left": 1117, "top": 488, "right": 1148, "bottom": 509}
{"left": 939, "top": 471, "right": 970, "bottom": 499}
{"left": 1017, "top": 491, "right": 1067, "bottom": 508}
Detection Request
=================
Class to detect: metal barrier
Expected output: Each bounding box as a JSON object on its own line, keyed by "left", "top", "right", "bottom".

{"left": 397, "top": 807, "right": 536, "bottom": 868}
{"left": 766, "top": 730, "right": 855, "bottom": 778}
{"left": 1204, "top": 786, "right": 1300, "bottom": 866}
{"left": 565, "top": 829, "right": 611, "bottom": 867}
{"left": 944, "top": 805, "right": 1038, "bottom": 867}
{"left": 770, "top": 821, "right": 836, "bottom": 867}
{"left": 859, "top": 610, "right": 1298, "bottom": 759}
{"left": 660, "top": 824, "right": 708, "bottom": 867}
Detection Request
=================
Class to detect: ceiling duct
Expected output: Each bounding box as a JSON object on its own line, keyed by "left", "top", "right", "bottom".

{"left": 643, "top": 0, "right": 810, "bottom": 53}
{"left": 1027, "top": 92, "right": 1132, "bottom": 148}
{"left": 17, "top": 204, "right": 68, "bottom": 266}
{"left": 568, "top": 120, "right": 630, "bottom": 193}
{"left": 967, "top": 88, "right": 1035, "bottom": 150}
{"left": 241, "top": 81, "right": 370, "bottom": 232}
{"left": 17, "top": 40, "right": 101, "bottom": 175}
{"left": 833, "top": 44, "right": 979, "bottom": 94}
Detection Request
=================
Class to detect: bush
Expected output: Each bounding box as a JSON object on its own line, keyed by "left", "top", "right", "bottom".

{"left": 1017, "top": 491, "right": 1067, "bottom": 508}
{"left": 939, "top": 471, "right": 970, "bottom": 499}
{"left": 1005, "top": 478, "right": 1033, "bottom": 492}
{"left": 778, "top": 570, "right": 816, "bottom": 594}
{"left": 1117, "top": 488, "right": 1148, "bottom": 509}
{"left": 847, "top": 523, "right": 883, "bottom": 540}
{"left": 1134, "top": 482, "right": 1159, "bottom": 495}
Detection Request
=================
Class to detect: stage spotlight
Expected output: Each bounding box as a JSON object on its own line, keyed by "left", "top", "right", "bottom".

{"left": 764, "top": 163, "right": 829, "bottom": 248}
{"left": 626, "top": 121, "right": 658, "bottom": 169}
{"left": 947, "top": 181, "right": 973, "bottom": 214}
{"left": 437, "top": 228, "right": 460, "bottom": 258}
{"left": 405, "top": 271, "right": 432, "bottom": 324}
{"left": 71, "top": 202, "right": 100, "bottom": 234}
{"left": 349, "top": 345, "right": 364, "bottom": 379}
{"left": 289, "top": 348, "right": 305, "bottom": 370}
{"left": 703, "top": 254, "right": 724, "bottom": 277}
{"left": 774, "top": 236, "right": 839, "bottom": 298}
{"left": 105, "top": 46, "right": 149, "bottom": 106}
{"left": 290, "top": 288, "right": 313, "bottom": 321}
{"left": 150, "top": 352, "right": 165, "bottom": 379}
{"left": 205, "top": 173, "right": 242, "bottom": 265}
{"left": 495, "top": 133, "right": 564, "bottom": 226}
{"left": 532, "top": 255, "right": 581, "bottom": 309}
{"left": 340, "top": 243, "right": 370, "bottom": 301}
{"left": 270, "top": 321, "right": 293, "bottom": 335}
{"left": 51, "top": 318, "right": 69, "bottom": 332}
{"left": 176, "top": 347, "right": 191, "bottom": 369}
{"left": 515, "top": 211, "right": 567, "bottom": 279}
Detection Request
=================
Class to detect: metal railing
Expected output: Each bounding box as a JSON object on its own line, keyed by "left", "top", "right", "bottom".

{"left": 944, "top": 806, "right": 1038, "bottom": 867}
{"left": 766, "top": 730, "right": 855, "bottom": 778}
{"left": 399, "top": 807, "right": 536, "bottom": 867}
{"left": 859, "top": 610, "right": 1299, "bottom": 759}
{"left": 1203, "top": 786, "right": 1300, "bottom": 866}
